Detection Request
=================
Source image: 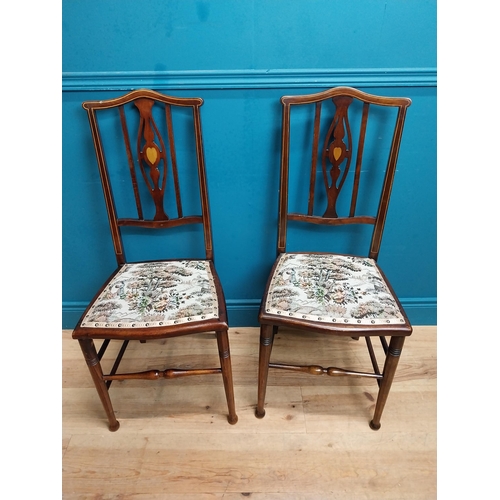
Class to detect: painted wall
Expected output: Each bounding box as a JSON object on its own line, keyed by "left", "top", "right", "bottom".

{"left": 62, "top": 0, "right": 437, "bottom": 327}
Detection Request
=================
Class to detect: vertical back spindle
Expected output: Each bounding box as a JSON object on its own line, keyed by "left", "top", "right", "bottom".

{"left": 349, "top": 102, "right": 370, "bottom": 217}
{"left": 308, "top": 102, "right": 322, "bottom": 216}
{"left": 165, "top": 104, "right": 183, "bottom": 219}
{"left": 120, "top": 105, "right": 144, "bottom": 220}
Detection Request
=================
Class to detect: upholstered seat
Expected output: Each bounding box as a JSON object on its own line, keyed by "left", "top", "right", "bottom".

{"left": 265, "top": 253, "right": 407, "bottom": 326}
{"left": 80, "top": 260, "right": 220, "bottom": 329}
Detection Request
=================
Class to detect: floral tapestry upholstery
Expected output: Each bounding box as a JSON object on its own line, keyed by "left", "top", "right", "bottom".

{"left": 264, "top": 253, "right": 406, "bottom": 326}
{"left": 81, "top": 260, "right": 219, "bottom": 328}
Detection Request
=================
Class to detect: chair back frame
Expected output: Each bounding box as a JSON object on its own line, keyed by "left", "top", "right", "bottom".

{"left": 277, "top": 86, "right": 411, "bottom": 261}
{"left": 82, "top": 89, "right": 214, "bottom": 266}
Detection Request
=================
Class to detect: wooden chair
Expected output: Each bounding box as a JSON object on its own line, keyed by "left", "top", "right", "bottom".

{"left": 256, "top": 87, "right": 412, "bottom": 430}
{"left": 72, "top": 89, "right": 238, "bottom": 431}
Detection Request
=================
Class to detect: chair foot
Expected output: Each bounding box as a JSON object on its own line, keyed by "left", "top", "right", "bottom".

{"left": 108, "top": 420, "right": 120, "bottom": 432}
{"left": 255, "top": 408, "right": 266, "bottom": 419}
{"left": 227, "top": 414, "right": 238, "bottom": 425}
{"left": 369, "top": 420, "right": 381, "bottom": 431}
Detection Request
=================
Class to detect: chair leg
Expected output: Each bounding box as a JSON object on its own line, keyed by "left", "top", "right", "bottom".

{"left": 216, "top": 330, "right": 238, "bottom": 425}
{"left": 78, "top": 339, "right": 120, "bottom": 432}
{"left": 255, "top": 323, "right": 275, "bottom": 418}
{"left": 369, "top": 335, "right": 406, "bottom": 431}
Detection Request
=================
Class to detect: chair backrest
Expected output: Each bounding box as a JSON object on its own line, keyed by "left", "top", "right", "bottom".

{"left": 82, "top": 89, "right": 214, "bottom": 265}
{"left": 277, "top": 86, "right": 411, "bottom": 261}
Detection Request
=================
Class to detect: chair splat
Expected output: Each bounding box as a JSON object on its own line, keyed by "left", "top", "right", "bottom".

{"left": 135, "top": 98, "right": 169, "bottom": 221}
{"left": 322, "top": 96, "right": 353, "bottom": 218}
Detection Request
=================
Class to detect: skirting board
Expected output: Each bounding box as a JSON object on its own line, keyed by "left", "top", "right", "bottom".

{"left": 62, "top": 298, "right": 437, "bottom": 329}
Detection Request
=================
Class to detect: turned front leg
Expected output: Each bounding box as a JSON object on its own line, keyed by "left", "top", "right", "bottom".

{"left": 216, "top": 330, "right": 238, "bottom": 425}
{"left": 370, "top": 335, "right": 405, "bottom": 430}
{"left": 78, "top": 339, "right": 120, "bottom": 432}
{"left": 255, "top": 324, "right": 275, "bottom": 418}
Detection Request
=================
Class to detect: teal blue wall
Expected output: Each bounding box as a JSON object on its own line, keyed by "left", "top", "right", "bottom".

{"left": 62, "top": 0, "right": 437, "bottom": 327}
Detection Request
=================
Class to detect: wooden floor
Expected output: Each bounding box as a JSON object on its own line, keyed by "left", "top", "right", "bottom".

{"left": 62, "top": 326, "right": 436, "bottom": 499}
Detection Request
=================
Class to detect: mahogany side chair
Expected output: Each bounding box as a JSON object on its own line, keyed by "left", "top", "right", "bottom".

{"left": 72, "top": 89, "right": 238, "bottom": 431}
{"left": 256, "top": 87, "right": 412, "bottom": 430}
